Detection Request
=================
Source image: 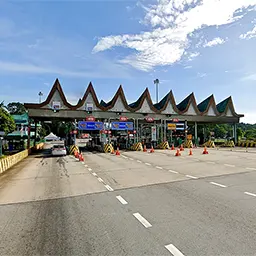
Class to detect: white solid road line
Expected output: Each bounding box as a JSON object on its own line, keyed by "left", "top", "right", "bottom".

{"left": 244, "top": 192, "right": 256, "bottom": 197}
{"left": 169, "top": 170, "right": 179, "bottom": 174}
{"left": 88, "top": 168, "right": 92, "bottom": 171}
{"left": 137, "top": 160, "right": 142, "bottom": 163}
{"left": 165, "top": 244, "right": 185, "bottom": 256}
{"left": 98, "top": 177, "right": 104, "bottom": 183}
{"left": 105, "top": 185, "right": 114, "bottom": 192}
{"left": 133, "top": 213, "right": 152, "bottom": 228}
{"left": 210, "top": 182, "right": 227, "bottom": 188}
{"left": 116, "top": 195, "right": 128, "bottom": 205}
{"left": 145, "top": 163, "right": 151, "bottom": 166}
{"left": 224, "top": 164, "right": 235, "bottom": 168}
{"left": 186, "top": 175, "right": 198, "bottom": 179}
{"left": 246, "top": 167, "right": 256, "bottom": 171}
{"left": 92, "top": 172, "right": 97, "bottom": 176}
{"left": 156, "top": 166, "right": 163, "bottom": 169}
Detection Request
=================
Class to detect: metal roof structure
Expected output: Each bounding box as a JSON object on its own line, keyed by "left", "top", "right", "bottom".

{"left": 24, "top": 79, "right": 244, "bottom": 124}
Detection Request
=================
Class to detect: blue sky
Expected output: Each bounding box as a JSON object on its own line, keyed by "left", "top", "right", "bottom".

{"left": 0, "top": 0, "right": 256, "bottom": 123}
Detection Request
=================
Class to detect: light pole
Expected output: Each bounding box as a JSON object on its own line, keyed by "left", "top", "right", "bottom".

{"left": 38, "top": 92, "right": 43, "bottom": 103}
{"left": 154, "top": 79, "right": 159, "bottom": 103}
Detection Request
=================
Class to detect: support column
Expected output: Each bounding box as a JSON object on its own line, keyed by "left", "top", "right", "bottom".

{"left": 164, "top": 119, "right": 167, "bottom": 141}
{"left": 195, "top": 121, "right": 198, "bottom": 145}
{"left": 234, "top": 123, "right": 237, "bottom": 144}
{"left": 27, "top": 122, "right": 31, "bottom": 149}
{"left": 33, "top": 121, "right": 37, "bottom": 147}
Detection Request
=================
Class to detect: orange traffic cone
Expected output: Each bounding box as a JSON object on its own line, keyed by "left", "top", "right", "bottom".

{"left": 79, "top": 153, "right": 84, "bottom": 161}
{"left": 180, "top": 144, "right": 184, "bottom": 151}
{"left": 171, "top": 144, "right": 175, "bottom": 150}
{"left": 111, "top": 148, "right": 115, "bottom": 154}
{"left": 143, "top": 145, "right": 147, "bottom": 152}
{"left": 175, "top": 149, "right": 181, "bottom": 156}
{"left": 189, "top": 148, "right": 193, "bottom": 156}
{"left": 116, "top": 147, "right": 120, "bottom": 156}
{"left": 75, "top": 151, "right": 79, "bottom": 158}
{"left": 150, "top": 146, "right": 154, "bottom": 153}
{"left": 203, "top": 146, "right": 209, "bottom": 155}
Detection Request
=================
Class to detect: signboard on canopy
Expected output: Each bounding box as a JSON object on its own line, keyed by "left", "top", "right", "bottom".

{"left": 167, "top": 123, "right": 176, "bottom": 130}
{"left": 78, "top": 121, "right": 104, "bottom": 130}
{"left": 111, "top": 122, "right": 134, "bottom": 130}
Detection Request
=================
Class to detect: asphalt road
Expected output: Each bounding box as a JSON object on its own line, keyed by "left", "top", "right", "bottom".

{"left": 1, "top": 147, "right": 256, "bottom": 255}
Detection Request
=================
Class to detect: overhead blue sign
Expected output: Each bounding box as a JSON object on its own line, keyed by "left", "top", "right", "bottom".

{"left": 78, "top": 121, "right": 104, "bottom": 131}
{"left": 111, "top": 122, "right": 134, "bottom": 130}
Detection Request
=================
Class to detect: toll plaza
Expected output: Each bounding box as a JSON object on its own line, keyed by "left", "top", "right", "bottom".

{"left": 24, "top": 79, "right": 244, "bottom": 151}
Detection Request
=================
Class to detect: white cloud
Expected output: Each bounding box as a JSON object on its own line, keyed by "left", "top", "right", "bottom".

{"left": 242, "top": 73, "right": 256, "bottom": 80}
{"left": 203, "top": 37, "right": 226, "bottom": 47}
{"left": 239, "top": 25, "right": 256, "bottom": 39}
{"left": 93, "top": 0, "right": 256, "bottom": 71}
{"left": 197, "top": 72, "right": 207, "bottom": 78}
{"left": 187, "top": 52, "right": 200, "bottom": 61}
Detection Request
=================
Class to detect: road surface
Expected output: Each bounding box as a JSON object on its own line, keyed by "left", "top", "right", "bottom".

{"left": 1, "top": 146, "right": 256, "bottom": 255}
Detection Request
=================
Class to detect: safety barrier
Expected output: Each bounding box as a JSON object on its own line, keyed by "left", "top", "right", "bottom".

{"left": 237, "top": 141, "right": 256, "bottom": 147}
{"left": 184, "top": 140, "right": 193, "bottom": 148}
{"left": 130, "top": 142, "right": 143, "bottom": 151}
{"left": 104, "top": 143, "right": 114, "bottom": 153}
{"left": 220, "top": 141, "right": 235, "bottom": 147}
{"left": 0, "top": 143, "right": 45, "bottom": 174}
{"left": 203, "top": 140, "right": 215, "bottom": 148}
{"left": 69, "top": 145, "right": 80, "bottom": 155}
{"left": 157, "top": 141, "right": 170, "bottom": 149}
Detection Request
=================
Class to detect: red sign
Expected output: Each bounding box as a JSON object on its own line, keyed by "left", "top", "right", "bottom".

{"left": 108, "top": 130, "right": 112, "bottom": 134}
{"left": 172, "top": 118, "right": 179, "bottom": 122}
{"left": 86, "top": 116, "right": 95, "bottom": 121}
{"left": 104, "top": 130, "right": 108, "bottom": 134}
{"left": 145, "top": 116, "right": 154, "bottom": 123}
{"left": 120, "top": 116, "right": 128, "bottom": 122}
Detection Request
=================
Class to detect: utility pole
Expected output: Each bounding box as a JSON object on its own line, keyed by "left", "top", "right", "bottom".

{"left": 154, "top": 79, "right": 159, "bottom": 103}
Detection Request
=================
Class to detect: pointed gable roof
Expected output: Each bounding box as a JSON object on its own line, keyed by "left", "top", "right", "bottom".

{"left": 98, "top": 85, "right": 130, "bottom": 111}
{"left": 129, "top": 88, "right": 157, "bottom": 112}
{"left": 76, "top": 82, "right": 101, "bottom": 109}
{"left": 216, "top": 97, "right": 231, "bottom": 114}
{"left": 197, "top": 95, "right": 213, "bottom": 113}
{"left": 153, "top": 90, "right": 179, "bottom": 113}
{"left": 24, "top": 78, "right": 75, "bottom": 109}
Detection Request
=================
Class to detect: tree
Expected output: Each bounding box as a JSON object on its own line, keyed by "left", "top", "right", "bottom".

{"left": 0, "top": 102, "right": 16, "bottom": 134}
{"left": 7, "top": 102, "right": 27, "bottom": 115}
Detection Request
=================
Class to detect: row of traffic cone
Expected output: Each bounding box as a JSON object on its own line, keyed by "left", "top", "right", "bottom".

{"left": 143, "top": 145, "right": 155, "bottom": 153}
{"left": 74, "top": 151, "right": 84, "bottom": 161}
{"left": 175, "top": 148, "right": 193, "bottom": 156}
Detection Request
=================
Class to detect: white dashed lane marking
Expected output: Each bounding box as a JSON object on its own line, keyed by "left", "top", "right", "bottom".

{"left": 246, "top": 167, "right": 256, "bottom": 171}
{"left": 129, "top": 158, "right": 134, "bottom": 160}
{"left": 105, "top": 185, "right": 114, "bottom": 192}
{"left": 165, "top": 244, "right": 185, "bottom": 256}
{"left": 145, "top": 163, "right": 151, "bottom": 166}
{"left": 122, "top": 155, "right": 128, "bottom": 159}
{"left": 156, "top": 166, "right": 163, "bottom": 170}
{"left": 244, "top": 192, "right": 256, "bottom": 197}
{"left": 137, "top": 160, "right": 142, "bottom": 163}
{"left": 186, "top": 175, "right": 198, "bottom": 179}
{"left": 169, "top": 170, "right": 179, "bottom": 174}
{"left": 88, "top": 168, "right": 92, "bottom": 171}
{"left": 210, "top": 182, "right": 227, "bottom": 188}
{"left": 98, "top": 177, "right": 104, "bottom": 183}
{"left": 133, "top": 213, "right": 152, "bottom": 228}
{"left": 224, "top": 164, "right": 235, "bottom": 168}
{"left": 92, "top": 172, "right": 97, "bottom": 176}
{"left": 116, "top": 195, "right": 128, "bottom": 205}
{"left": 207, "top": 161, "right": 215, "bottom": 164}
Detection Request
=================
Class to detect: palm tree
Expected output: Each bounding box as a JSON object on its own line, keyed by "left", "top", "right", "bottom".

{"left": 154, "top": 79, "right": 160, "bottom": 103}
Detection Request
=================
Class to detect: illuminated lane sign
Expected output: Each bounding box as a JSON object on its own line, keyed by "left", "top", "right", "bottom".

{"left": 111, "top": 122, "right": 134, "bottom": 130}
{"left": 78, "top": 121, "right": 104, "bottom": 130}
